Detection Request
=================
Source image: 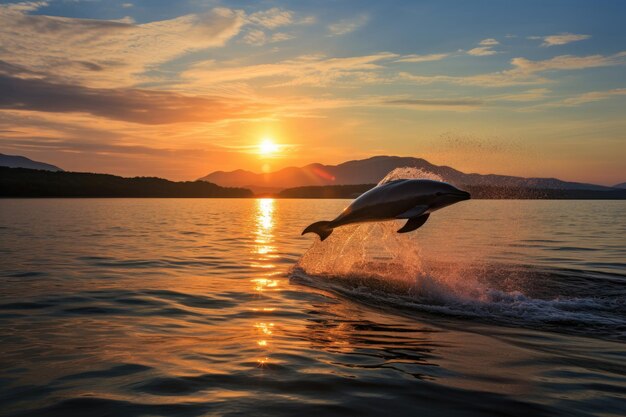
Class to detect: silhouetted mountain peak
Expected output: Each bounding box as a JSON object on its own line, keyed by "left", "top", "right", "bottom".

{"left": 198, "top": 155, "right": 611, "bottom": 193}
{"left": 0, "top": 153, "right": 63, "bottom": 172}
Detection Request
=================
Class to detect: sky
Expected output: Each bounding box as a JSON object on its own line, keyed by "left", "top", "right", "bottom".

{"left": 0, "top": 0, "right": 625, "bottom": 185}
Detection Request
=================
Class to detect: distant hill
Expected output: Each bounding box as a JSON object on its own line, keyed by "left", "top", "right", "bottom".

{"left": 0, "top": 153, "right": 63, "bottom": 172}
{"left": 199, "top": 156, "right": 613, "bottom": 193}
{"left": 277, "top": 184, "right": 626, "bottom": 200}
{"left": 614, "top": 182, "right": 626, "bottom": 189}
{"left": 0, "top": 167, "right": 252, "bottom": 198}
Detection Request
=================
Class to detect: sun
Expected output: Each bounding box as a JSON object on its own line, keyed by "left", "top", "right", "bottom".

{"left": 258, "top": 138, "right": 279, "bottom": 156}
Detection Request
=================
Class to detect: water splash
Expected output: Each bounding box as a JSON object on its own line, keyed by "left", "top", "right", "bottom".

{"left": 295, "top": 166, "right": 481, "bottom": 298}
{"left": 294, "top": 222, "right": 488, "bottom": 305}
{"left": 292, "top": 168, "right": 625, "bottom": 336}
{"left": 296, "top": 222, "right": 421, "bottom": 284}
{"left": 377, "top": 167, "right": 444, "bottom": 185}
{"left": 297, "top": 167, "right": 439, "bottom": 286}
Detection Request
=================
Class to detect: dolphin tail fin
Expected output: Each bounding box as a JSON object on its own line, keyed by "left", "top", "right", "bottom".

{"left": 302, "top": 221, "right": 333, "bottom": 241}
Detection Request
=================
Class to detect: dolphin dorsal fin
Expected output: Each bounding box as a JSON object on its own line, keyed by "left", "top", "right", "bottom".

{"left": 397, "top": 213, "right": 430, "bottom": 233}
{"left": 396, "top": 205, "right": 428, "bottom": 219}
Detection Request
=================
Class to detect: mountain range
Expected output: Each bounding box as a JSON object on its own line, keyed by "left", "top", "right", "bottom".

{"left": 0, "top": 153, "right": 63, "bottom": 172}
{"left": 199, "top": 156, "right": 617, "bottom": 193}
{"left": 2, "top": 153, "right": 623, "bottom": 194}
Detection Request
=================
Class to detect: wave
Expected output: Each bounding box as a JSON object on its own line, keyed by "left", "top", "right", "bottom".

{"left": 290, "top": 263, "right": 626, "bottom": 341}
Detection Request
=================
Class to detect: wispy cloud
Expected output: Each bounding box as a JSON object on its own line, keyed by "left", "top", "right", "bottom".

{"left": 467, "top": 47, "right": 497, "bottom": 56}
{"left": 524, "top": 87, "right": 626, "bottom": 111}
{"left": 467, "top": 38, "right": 499, "bottom": 56}
{"left": 247, "top": 7, "right": 293, "bottom": 29}
{"left": 242, "top": 29, "right": 293, "bottom": 46}
{"left": 561, "top": 88, "right": 626, "bottom": 105}
{"left": 271, "top": 32, "right": 293, "bottom": 42}
{"left": 511, "top": 52, "right": 625, "bottom": 73}
{"left": 0, "top": 3, "right": 246, "bottom": 87}
{"left": 183, "top": 52, "right": 398, "bottom": 87}
{"left": 1, "top": 1, "right": 47, "bottom": 13}
{"left": 328, "top": 14, "right": 369, "bottom": 36}
{"left": 384, "top": 98, "right": 482, "bottom": 111}
{"left": 242, "top": 29, "right": 267, "bottom": 45}
{"left": 0, "top": 64, "right": 266, "bottom": 124}
{"left": 493, "top": 88, "right": 551, "bottom": 102}
{"left": 479, "top": 38, "right": 499, "bottom": 46}
{"left": 0, "top": 108, "right": 248, "bottom": 178}
{"left": 398, "top": 71, "right": 544, "bottom": 87}
{"left": 400, "top": 52, "right": 626, "bottom": 87}
{"left": 395, "top": 53, "right": 449, "bottom": 63}
{"left": 535, "top": 33, "right": 591, "bottom": 47}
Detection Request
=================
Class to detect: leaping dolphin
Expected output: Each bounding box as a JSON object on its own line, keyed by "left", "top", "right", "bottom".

{"left": 302, "top": 179, "right": 471, "bottom": 241}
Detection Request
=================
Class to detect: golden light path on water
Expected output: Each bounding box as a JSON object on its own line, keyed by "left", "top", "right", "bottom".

{"left": 251, "top": 198, "right": 279, "bottom": 367}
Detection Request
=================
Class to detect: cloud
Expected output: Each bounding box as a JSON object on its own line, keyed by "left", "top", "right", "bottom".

{"left": 0, "top": 68, "right": 265, "bottom": 124}
{"left": 398, "top": 72, "right": 539, "bottom": 87}
{"left": 252, "top": 94, "right": 484, "bottom": 116}
{"left": 511, "top": 52, "right": 625, "bottom": 73}
{"left": 467, "top": 38, "right": 499, "bottom": 56}
{"left": 384, "top": 98, "right": 482, "bottom": 111}
{"left": 467, "top": 47, "right": 497, "bottom": 56}
{"left": 395, "top": 53, "right": 449, "bottom": 63}
{"left": 0, "top": 3, "right": 245, "bottom": 87}
{"left": 400, "top": 52, "right": 626, "bottom": 87}
{"left": 0, "top": 109, "right": 244, "bottom": 178}
{"left": 243, "top": 29, "right": 267, "bottom": 45}
{"left": 493, "top": 88, "right": 551, "bottom": 102}
{"left": 561, "top": 88, "right": 626, "bottom": 105}
{"left": 1, "top": 1, "right": 47, "bottom": 12}
{"left": 241, "top": 7, "right": 302, "bottom": 46}
{"left": 538, "top": 33, "right": 591, "bottom": 47}
{"left": 328, "top": 14, "right": 369, "bottom": 36}
{"left": 183, "top": 52, "right": 398, "bottom": 87}
{"left": 526, "top": 87, "right": 626, "bottom": 110}
{"left": 248, "top": 7, "right": 293, "bottom": 29}
{"left": 242, "top": 29, "right": 293, "bottom": 46}
{"left": 479, "top": 38, "right": 499, "bottom": 46}
{"left": 271, "top": 32, "right": 293, "bottom": 42}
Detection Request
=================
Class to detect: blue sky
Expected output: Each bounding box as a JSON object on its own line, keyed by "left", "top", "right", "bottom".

{"left": 0, "top": 0, "right": 624, "bottom": 183}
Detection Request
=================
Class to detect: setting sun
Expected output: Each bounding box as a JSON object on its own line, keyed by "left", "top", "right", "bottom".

{"left": 259, "top": 138, "right": 279, "bottom": 157}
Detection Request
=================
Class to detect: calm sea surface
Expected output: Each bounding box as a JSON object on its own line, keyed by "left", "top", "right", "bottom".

{"left": 0, "top": 199, "right": 625, "bottom": 417}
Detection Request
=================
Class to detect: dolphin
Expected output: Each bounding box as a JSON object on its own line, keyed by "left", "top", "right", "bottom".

{"left": 302, "top": 179, "right": 471, "bottom": 241}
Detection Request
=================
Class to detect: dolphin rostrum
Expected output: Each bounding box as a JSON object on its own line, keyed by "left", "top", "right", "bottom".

{"left": 302, "top": 179, "right": 471, "bottom": 241}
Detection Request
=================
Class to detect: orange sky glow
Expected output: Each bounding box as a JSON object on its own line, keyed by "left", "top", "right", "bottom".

{"left": 1, "top": 2, "right": 625, "bottom": 185}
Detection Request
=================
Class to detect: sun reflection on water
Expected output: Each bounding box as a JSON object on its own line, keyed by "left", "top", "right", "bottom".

{"left": 251, "top": 278, "right": 279, "bottom": 291}
{"left": 251, "top": 198, "right": 280, "bottom": 367}
{"left": 257, "top": 198, "right": 274, "bottom": 230}
{"left": 251, "top": 198, "right": 278, "bottom": 269}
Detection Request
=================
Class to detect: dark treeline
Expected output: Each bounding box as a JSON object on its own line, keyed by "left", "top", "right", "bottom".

{"left": 0, "top": 167, "right": 253, "bottom": 198}
{"left": 277, "top": 183, "right": 626, "bottom": 199}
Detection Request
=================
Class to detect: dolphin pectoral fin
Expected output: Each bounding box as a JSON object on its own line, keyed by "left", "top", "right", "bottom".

{"left": 396, "top": 205, "right": 428, "bottom": 219}
{"left": 397, "top": 213, "right": 430, "bottom": 233}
